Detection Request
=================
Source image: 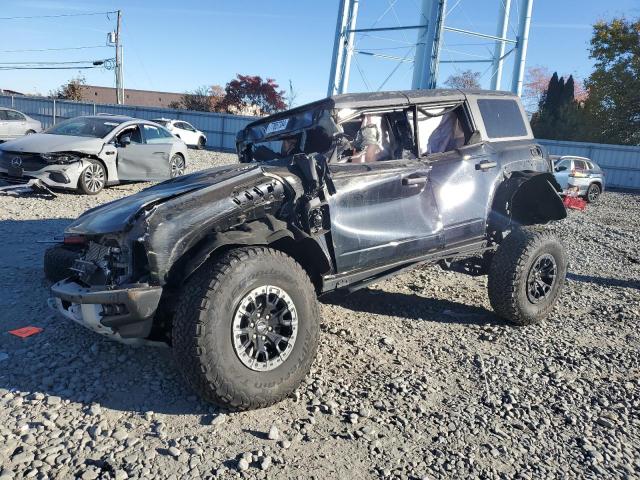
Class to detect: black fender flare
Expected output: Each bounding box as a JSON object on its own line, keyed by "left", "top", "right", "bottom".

{"left": 489, "top": 171, "right": 567, "bottom": 231}
{"left": 168, "top": 216, "right": 332, "bottom": 288}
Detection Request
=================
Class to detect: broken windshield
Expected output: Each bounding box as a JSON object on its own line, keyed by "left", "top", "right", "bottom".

{"left": 239, "top": 108, "right": 338, "bottom": 163}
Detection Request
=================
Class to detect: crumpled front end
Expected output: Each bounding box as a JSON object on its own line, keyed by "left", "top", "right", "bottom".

{"left": 48, "top": 163, "right": 290, "bottom": 344}
{"left": 0, "top": 150, "right": 86, "bottom": 189}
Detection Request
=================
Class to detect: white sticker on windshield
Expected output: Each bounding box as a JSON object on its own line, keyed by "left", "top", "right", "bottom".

{"left": 265, "top": 118, "right": 289, "bottom": 135}
{"left": 104, "top": 122, "right": 119, "bottom": 126}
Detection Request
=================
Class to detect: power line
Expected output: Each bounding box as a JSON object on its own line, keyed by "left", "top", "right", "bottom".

{"left": 0, "top": 60, "right": 105, "bottom": 65}
{"left": 0, "top": 66, "right": 102, "bottom": 70}
{"left": 0, "top": 45, "right": 108, "bottom": 53}
{"left": 0, "top": 11, "right": 117, "bottom": 21}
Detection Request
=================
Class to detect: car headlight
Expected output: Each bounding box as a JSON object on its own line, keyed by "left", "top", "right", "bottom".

{"left": 41, "top": 153, "right": 81, "bottom": 164}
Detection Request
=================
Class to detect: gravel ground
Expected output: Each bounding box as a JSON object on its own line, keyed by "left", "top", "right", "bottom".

{"left": 0, "top": 150, "right": 638, "bottom": 480}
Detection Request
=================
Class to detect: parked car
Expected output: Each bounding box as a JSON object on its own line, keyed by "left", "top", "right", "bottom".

{"left": 47, "top": 89, "right": 567, "bottom": 409}
{"left": 152, "top": 118, "right": 206, "bottom": 149}
{"left": 0, "top": 115, "right": 188, "bottom": 194}
{"left": 552, "top": 155, "right": 605, "bottom": 203}
{"left": 0, "top": 108, "right": 42, "bottom": 141}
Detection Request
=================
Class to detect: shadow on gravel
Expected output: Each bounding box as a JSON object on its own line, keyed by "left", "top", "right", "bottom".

{"left": 322, "top": 288, "right": 505, "bottom": 326}
{"left": 567, "top": 272, "right": 640, "bottom": 290}
{"left": 0, "top": 218, "right": 216, "bottom": 417}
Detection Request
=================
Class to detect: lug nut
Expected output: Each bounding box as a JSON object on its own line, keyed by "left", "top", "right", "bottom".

{"left": 268, "top": 327, "right": 272, "bottom": 331}
{"left": 252, "top": 334, "right": 256, "bottom": 339}
{"left": 250, "top": 323, "right": 255, "bottom": 328}
{"left": 261, "top": 336, "right": 266, "bottom": 340}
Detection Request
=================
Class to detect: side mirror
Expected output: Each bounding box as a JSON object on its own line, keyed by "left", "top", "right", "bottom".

{"left": 119, "top": 135, "right": 131, "bottom": 147}
{"left": 555, "top": 165, "right": 567, "bottom": 172}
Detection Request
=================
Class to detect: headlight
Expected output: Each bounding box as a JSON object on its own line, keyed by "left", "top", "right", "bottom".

{"left": 41, "top": 152, "right": 81, "bottom": 164}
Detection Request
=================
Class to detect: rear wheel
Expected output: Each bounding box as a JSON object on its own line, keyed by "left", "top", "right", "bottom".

{"left": 586, "top": 183, "right": 601, "bottom": 203}
{"left": 172, "top": 247, "right": 320, "bottom": 410}
{"left": 169, "top": 154, "right": 185, "bottom": 177}
{"left": 78, "top": 159, "right": 105, "bottom": 195}
{"left": 488, "top": 227, "right": 567, "bottom": 325}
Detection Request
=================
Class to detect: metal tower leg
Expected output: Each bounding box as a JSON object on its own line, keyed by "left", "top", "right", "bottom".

{"left": 511, "top": 0, "right": 533, "bottom": 95}
{"left": 412, "top": 0, "right": 446, "bottom": 90}
{"left": 490, "top": 0, "right": 511, "bottom": 90}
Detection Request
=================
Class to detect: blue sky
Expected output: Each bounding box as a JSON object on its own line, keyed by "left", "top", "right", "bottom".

{"left": 1, "top": 0, "right": 638, "bottom": 105}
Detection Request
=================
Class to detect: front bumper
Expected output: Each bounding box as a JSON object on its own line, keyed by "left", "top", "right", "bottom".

{"left": 48, "top": 279, "right": 164, "bottom": 345}
{"left": 0, "top": 162, "right": 82, "bottom": 189}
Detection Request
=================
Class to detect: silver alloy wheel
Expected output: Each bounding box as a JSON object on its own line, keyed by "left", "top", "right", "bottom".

{"left": 232, "top": 285, "right": 298, "bottom": 372}
{"left": 83, "top": 163, "right": 105, "bottom": 193}
{"left": 587, "top": 184, "right": 600, "bottom": 202}
{"left": 169, "top": 155, "right": 185, "bottom": 177}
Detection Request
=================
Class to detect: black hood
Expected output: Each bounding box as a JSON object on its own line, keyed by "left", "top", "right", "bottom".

{"left": 66, "top": 163, "right": 261, "bottom": 235}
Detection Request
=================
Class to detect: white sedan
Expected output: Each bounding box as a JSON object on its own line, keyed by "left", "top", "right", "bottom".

{"left": 152, "top": 118, "right": 206, "bottom": 149}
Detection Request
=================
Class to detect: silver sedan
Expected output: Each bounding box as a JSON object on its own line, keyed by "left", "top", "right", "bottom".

{"left": 0, "top": 115, "right": 188, "bottom": 194}
{"left": 0, "top": 108, "right": 42, "bottom": 141}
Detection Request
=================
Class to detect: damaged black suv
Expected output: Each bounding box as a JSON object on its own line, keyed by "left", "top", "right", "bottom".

{"left": 47, "top": 89, "right": 567, "bottom": 409}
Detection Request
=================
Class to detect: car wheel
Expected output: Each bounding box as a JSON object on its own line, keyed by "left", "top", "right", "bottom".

{"left": 169, "top": 154, "right": 185, "bottom": 177}
{"left": 586, "top": 183, "right": 601, "bottom": 203}
{"left": 44, "top": 244, "right": 82, "bottom": 282}
{"left": 78, "top": 159, "right": 105, "bottom": 195}
{"left": 172, "top": 246, "right": 320, "bottom": 410}
{"left": 487, "top": 227, "right": 567, "bottom": 325}
{"left": 25, "top": 130, "right": 36, "bottom": 135}
{"left": 197, "top": 137, "right": 206, "bottom": 150}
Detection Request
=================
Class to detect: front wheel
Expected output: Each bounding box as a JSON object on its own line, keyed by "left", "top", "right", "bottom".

{"left": 172, "top": 247, "right": 320, "bottom": 410}
{"left": 487, "top": 227, "right": 567, "bottom": 325}
{"left": 169, "top": 154, "right": 185, "bottom": 177}
{"left": 78, "top": 159, "right": 105, "bottom": 195}
{"left": 197, "top": 137, "right": 206, "bottom": 150}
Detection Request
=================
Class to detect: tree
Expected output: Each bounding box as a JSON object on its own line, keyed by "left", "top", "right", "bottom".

{"left": 523, "top": 66, "right": 589, "bottom": 114}
{"left": 530, "top": 72, "right": 586, "bottom": 141}
{"left": 50, "top": 75, "right": 86, "bottom": 101}
{"left": 582, "top": 17, "right": 640, "bottom": 145}
{"left": 220, "top": 75, "right": 286, "bottom": 115}
{"left": 169, "top": 85, "right": 225, "bottom": 111}
{"left": 443, "top": 70, "right": 481, "bottom": 89}
{"left": 285, "top": 79, "right": 298, "bottom": 109}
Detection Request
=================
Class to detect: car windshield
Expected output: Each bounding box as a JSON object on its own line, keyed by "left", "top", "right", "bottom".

{"left": 239, "top": 107, "right": 337, "bottom": 162}
{"left": 45, "top": 117, "right": 125, "bottom": 138}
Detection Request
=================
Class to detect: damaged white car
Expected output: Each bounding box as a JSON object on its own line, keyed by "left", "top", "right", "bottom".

{"left": 0, "top": 115, "right": 188, "bottom": 194}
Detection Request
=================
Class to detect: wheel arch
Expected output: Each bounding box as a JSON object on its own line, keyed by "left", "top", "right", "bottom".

{"left": 164, "top": 218, "right": 331, "bottom": 293}
{"left": 488, "top": 172, "right": 567, "bottom": 233}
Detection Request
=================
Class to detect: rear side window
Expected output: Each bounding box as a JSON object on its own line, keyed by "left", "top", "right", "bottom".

{"left": 6, "top": 110, "right": 25, "bottom": 121}
{"left": 477, "top": 99, "right": 527, "bottom": 138}
{"left": 0, "top": 110, "right": 7, "bottom": 120}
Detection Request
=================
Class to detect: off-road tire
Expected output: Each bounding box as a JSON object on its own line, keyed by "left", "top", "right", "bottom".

{"left": 586, "top": 183, "right": 601, "bottom": 203}
{"left": 488, "top": 227, "right": 567, "bottom": 325}
{"left": 44, "top": 244, "right": 82, "bottom": 282}
{"left": 172, "top": 246, "right": 320, "bottom": 410}
{"left": 77, "top": 159, "right": 105, "bottom": 195}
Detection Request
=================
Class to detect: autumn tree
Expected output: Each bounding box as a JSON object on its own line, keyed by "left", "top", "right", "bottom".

{"left": 582, "top": 17, "right": 640, "bottom": 145}
{"left": 50, "top": 75, "right": 86, "bottom": 101}
{"left": 170, "top": 85, "right": 225, "bottom": 111}
{"left": 443, "top": 70, "right": 481, "bottom": 89}
{"left": 220, "top": 75, "right": 286, "bottom": 115}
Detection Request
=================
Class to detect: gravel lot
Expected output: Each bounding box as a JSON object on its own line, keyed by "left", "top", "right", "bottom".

{"left": 0, "top": 150, "right": 638, "bottom": 480}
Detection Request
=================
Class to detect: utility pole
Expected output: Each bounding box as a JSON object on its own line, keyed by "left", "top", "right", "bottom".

{"left": 115, "top": 9, "right": 123, "bottom": 104}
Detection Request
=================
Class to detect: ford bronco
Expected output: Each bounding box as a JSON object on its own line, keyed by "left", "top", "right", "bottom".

{"left": 46, "top": 89, "right": 567, "bottom": 409}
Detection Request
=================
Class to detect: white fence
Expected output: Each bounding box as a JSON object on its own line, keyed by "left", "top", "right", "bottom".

{"left": 2, "top": 94, "right": 638, "bottom": 190}
{"left": 538, "top": 139, "right": 640, "bottom": 190}
{"left": 0, "top": 94, "right": 255, "bottom": 151}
